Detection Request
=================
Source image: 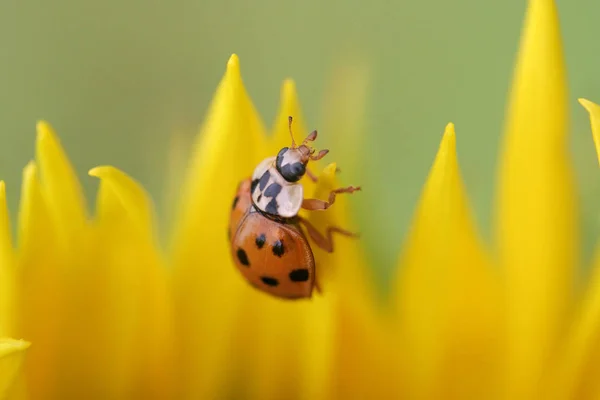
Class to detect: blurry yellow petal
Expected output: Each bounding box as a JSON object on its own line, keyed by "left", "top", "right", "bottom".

{"left": 89, "top": 166, "right": 155, "bottom": 236}
{"left": 495, "top": 0, "right": 575, "bottom": 397}
{"left": 90, "top": 166, "right": 174, "bottom": 399}
{"left": 579, "top": 98, "right": 600, "bottom": 166}
{"left": 0, "top": 182, "right": 15, "bottom": 337}
{"left": 170, "top": 54, "right": 268, "bottom": 399}
{"left": 301, "top": 162, "right": 390, "bottom": 398}
{"left": 239, "top": 293, "right": 335, "bottom": 400}
{"left": 270, "top": 79, "right": 308, "bottom": 152}
{"left": 15, "top": 162, "right": 63, "bottom": 399}
{"left": 319, "top": 60, "right": 370, "bottom": 178}
{"left": 0, "top": 339, "right": 30, "bottom": 400}
{"left": 395, "top": 124, "right": 501, "bottom": 399}
{"left": 331, "top": 295, "right": 398, "bottom": 399}
{"left": 17, "top": 162, "right": 53, "bottom": 262}
{"left": 0, "top": 182, "right": 12, "bottom": 263}
{"left": 543, "top": 99, "right": 600, "bottom": 398}
{"left": 544, "top": 245, "right": 600, "bottom": 399}
{"left": 163, "top": 131, "right": 191, "bottom": 230}
{"left": 35, "top": 121, "right": 87, "bottom": 246}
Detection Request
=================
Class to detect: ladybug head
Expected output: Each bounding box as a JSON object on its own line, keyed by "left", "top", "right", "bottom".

{"left": 275, "top": 116, "right": 329, "bottom": 183}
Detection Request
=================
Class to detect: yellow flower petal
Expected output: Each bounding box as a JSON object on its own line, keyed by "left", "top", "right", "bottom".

{"left": 495, "top": 0, "right": 576, "bottom": 397}
{"left": 579, "top": 98, "right": 600, "bottom": 166}
{"left": 319, "top": 61, "right": 370, "bottom": 178}
{"left": 270, "top": 79, "right": 308, "bottom": 153}
{"left": 543, "top": 99, "right": 600, "bottom": 398}
{"left": 90, "top": 166, "right": 174, "bottom": 399}
{"left": 35, "top": 121, "right": 87, "bottom": 247}
{"left": 299, "top": 163, "right": 391, "bottom": 399}
{"left": 170, "top": 54, "right": 269, "bottom": 398}
{"left": 0, "top": 339, "right": 30, "bottom": 400}
{"left": 394, "top": 124, "right": 501, "bottom": 399}
{"left": 89, "top": 166, "right": 155, "bottom": 236}
{"left": 543, "top": 245, "right": 600, "bottom": 399}
{"left": 15, "top": 162, "right": 63, "bottom": 398}
{"left": 238, "top": 293, "right": 335, "bottom": 400}
{"left": 0, "top": 182, "right": 15, "bottom": 337}
{"left": 17, "top": 162, "right": 53, "bottom": 263}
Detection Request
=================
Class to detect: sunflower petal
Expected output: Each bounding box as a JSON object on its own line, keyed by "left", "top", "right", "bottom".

{"left": 0, "top": 182, "right": 15, "bottom": 337}
{"left": 35, "top": 121, "right": 87, "bottom": 246}
{"left": 238, "top": 293, "right": 335, "bottom": 400}
{"left": 301, "top": 163, "right": 392, "bottom": 398}
{"left": 542, "top": 99, "right": 600, "bottom": 398}
{"left": 170, "top": 54, "right": 269, "bottom": 398}
{"left": 0, "top": 339, "right": 30, "bottom": 400}
{"left": 543, "top": 245, "right": 600, "bottom": 399}
{"left": 579, "top": 98, "right": 600, "bottom": 166}
{"left": 270, "top": 79, "right": 308, "bottom": 152}
{"left": 90, "top": 166, "right": 174, "bottom": 399}
{"left": 15, "top": 161, "right": 63, "bottom": 398}
{"left": 494, "top": 0, "right": 575, "bottom": 396}
{"left": 319, "top": 61, "right": 370, "bottom": 178}
{"left": 89, "top": 166, "right": 155, "bottom": 236}
{"left": 394, "top": 124, "right": 501, "bottom": 399}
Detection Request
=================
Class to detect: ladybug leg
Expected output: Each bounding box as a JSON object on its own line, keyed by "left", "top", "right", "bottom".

{"left": 297, "top": 215, "right": 358, "bottom": 253}
{"left": 301, "top": 186, "right": 361, "bottom": 211}
{"left": 305, "top": 168, "right": 318, "bottom": 182}
{"left": 314, "top": 278, "right": 323, "bottom": 294}
{"left": 305, "top": 167, "right": 342, "bottom": 183}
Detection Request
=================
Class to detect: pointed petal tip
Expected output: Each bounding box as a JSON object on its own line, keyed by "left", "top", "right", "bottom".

{"left": 441, "top": 122, "right": 457, "bottom": 150}
{"left": 227, "top": 54, "right": 241, "bottom": 75}
{"left": 280, "top": 79, "right": 300, "bottom": 117}
{"left": 579, "top": 98, "right": 599, "bottom": 111}
{"left": 35, "top": 120, "right": 54, "bottom": 141}
{"left": 578, "top": 97, "right": 600, "bottom": 167}
{"left": 282, "top": 78, "right": 297, "bottom": 94}
{"left": 23, "top": 160, "right": 36, "bottom": 172}
{"left": 0, "top": 180, "right": 5, "bottom": 195}
{"left": 88, "top": 166, "right": 110, "bottom": 178}
{"left": 22, "top": 161, "right": 37, "bottom": 182}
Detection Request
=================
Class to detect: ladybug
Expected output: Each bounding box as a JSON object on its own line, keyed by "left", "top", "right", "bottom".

{"left": 228, "top": 117, "right": 360, "bottom": 299}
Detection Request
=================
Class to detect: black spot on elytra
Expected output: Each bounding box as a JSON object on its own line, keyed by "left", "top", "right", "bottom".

{"left": 261, "top": 276, "right": 279, "bottom": 286}
{"left": 232, "top": 196, "right": 239, "bottom": 210}
{"left": 289, "top": 268, "right": 309, "bottom": 282}
{"left": 264, "top": 183, "right": 282, "bottom": 198}
{"left": 280, "top": 162, "right": 306, "bottom": 182}
{"left": 272, "top": 240, "right": 285, "bottom": 257}
{"left": 236, "top": 248, "right": 250, "bottom": 266}
{"left": 265, "top": 199, "right": 279, "bottom": 215}
{"left": 255, "top": 234, "right": 266, "bottom": 249}
{"left": 257, "top": 194, "right": 262, "bottom": 203}
{"left": 251, "top": 179, "right": 259, "bottom": 193}
{"left": 259, "top": 170, "right": 271, "bottom": 190}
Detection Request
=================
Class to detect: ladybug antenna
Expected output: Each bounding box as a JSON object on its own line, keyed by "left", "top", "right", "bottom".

{"left": 288, "top": 116, "right": 297, "bottom": 149}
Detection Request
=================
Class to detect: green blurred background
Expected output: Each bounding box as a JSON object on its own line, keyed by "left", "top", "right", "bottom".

{"left": 1, "top": 0, "right": 600, "bottom": 286}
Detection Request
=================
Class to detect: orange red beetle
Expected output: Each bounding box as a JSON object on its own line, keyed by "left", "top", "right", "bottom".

{"left": 228, "top": 117, "right": 360, "bottom": 299}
